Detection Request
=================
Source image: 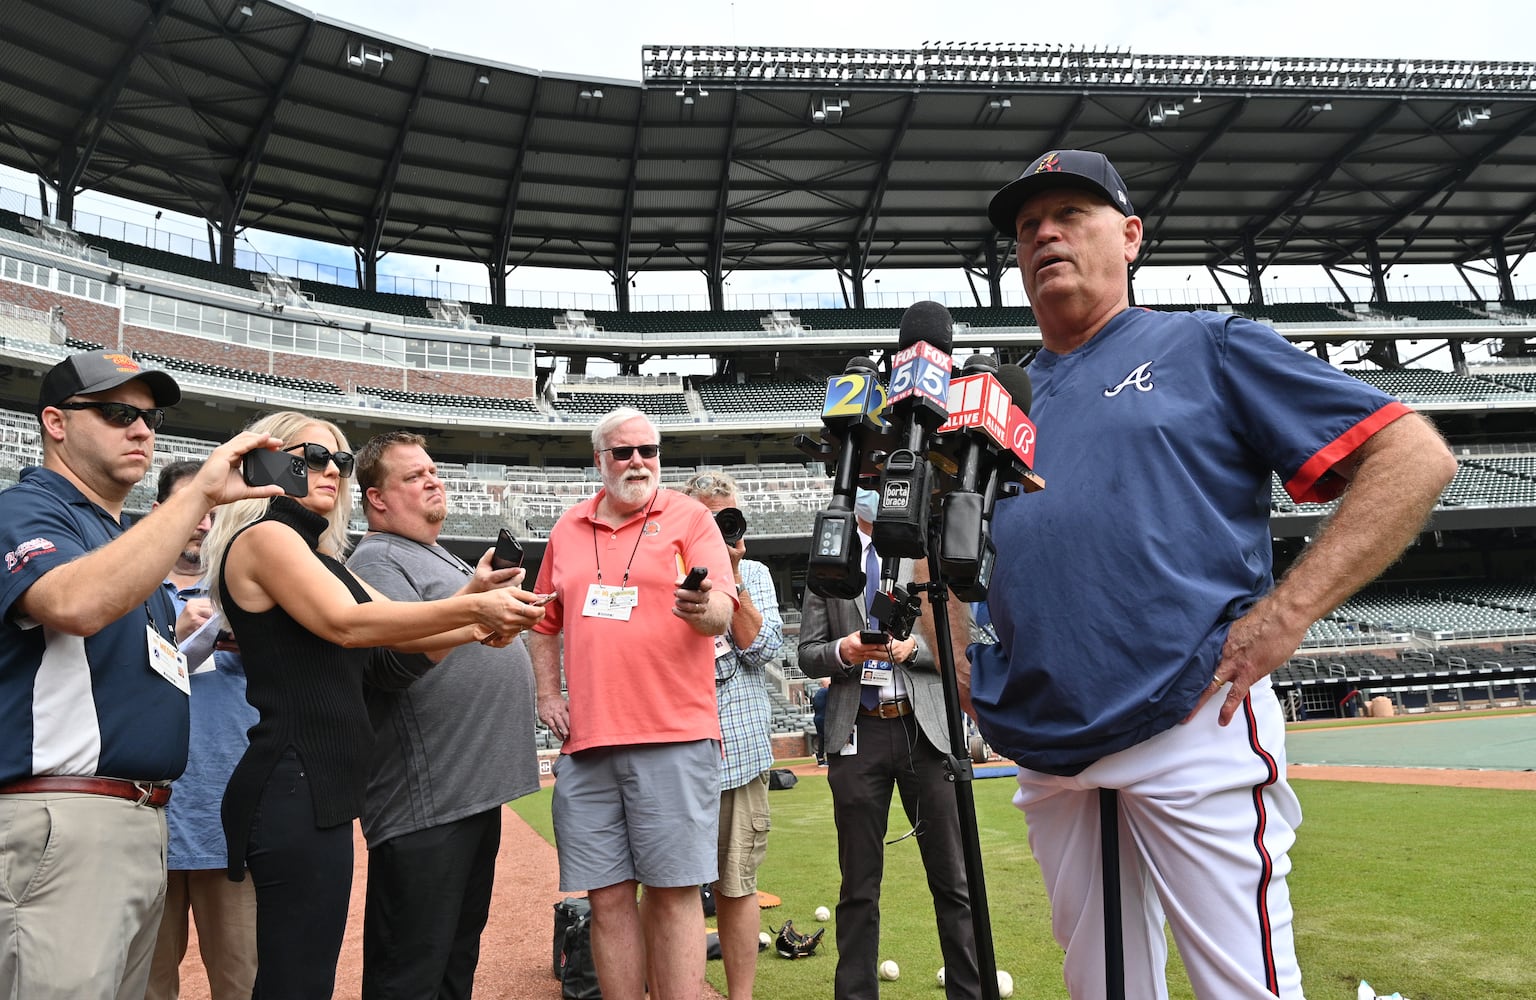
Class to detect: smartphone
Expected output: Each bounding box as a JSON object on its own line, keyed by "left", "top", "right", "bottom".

{"left": 859, "top": 629, "right": 889, "bottom": 645}
{"left": 531, "top": 593, "right": 557, "bottom": 607}
{"left": 680, "top": 566, "right": 708, "bottom": 590}
{"left": 241, "top": 448, "right": 308, "bottom": 497}
{"left": 491, "top": 528, "right": 523, "bottom": 571}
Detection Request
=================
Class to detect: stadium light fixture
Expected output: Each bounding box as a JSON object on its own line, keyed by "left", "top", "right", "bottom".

{"left": 809, "top": 97, "right": 849, "bottom": 125}
{"left": 1456, "top": 104, "right": 1492, "bottom": 128}
{"left": 1146, "top": 100, "right": 1183, "bottom": 127}
{"left": 345, "top": 42, "right": 393, "bottom": 76}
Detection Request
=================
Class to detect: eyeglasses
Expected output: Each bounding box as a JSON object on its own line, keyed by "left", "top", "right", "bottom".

{"left": 601, "top": 444, "right": 660, "bottom": 461}
{"left": 688, "top": 473, "right": 735, "bottom": 496}
{"left": 284, "top": 442, "right": 355, "bottom": 478}
{"left": 55, "top": 400, "right": 166, "bottom": 431}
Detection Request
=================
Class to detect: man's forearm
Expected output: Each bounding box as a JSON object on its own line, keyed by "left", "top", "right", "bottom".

{"left": 19, "top": 485, "right": 215, "bottom": 635}
{"left": 1266, "top": 413, "right": 1455, "bottom": 634}
{"left": 528, "top": 631, "right": 563, "bottom": 698}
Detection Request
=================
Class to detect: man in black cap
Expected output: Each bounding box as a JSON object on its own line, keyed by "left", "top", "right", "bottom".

{"left": 0, "top": 350, "right": 284, "bottom": 1000}
{"left": 969, "top": 151, "right": 1455, "bottom": 998}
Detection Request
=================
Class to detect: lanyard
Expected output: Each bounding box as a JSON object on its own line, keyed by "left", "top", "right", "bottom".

{"left": 589, "top": 489, "right": 658, "bottom": 587}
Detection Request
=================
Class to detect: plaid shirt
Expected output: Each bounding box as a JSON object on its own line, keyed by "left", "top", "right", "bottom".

{"left": 715, "top": 558, "right": 784, "bottom": 790}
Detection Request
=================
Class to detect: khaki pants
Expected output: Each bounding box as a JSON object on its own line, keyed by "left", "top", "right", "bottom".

{"left": 145, "top": 869, "right": 258, "bottom": 1000}
{"left": 0, "top": 792, "right": 168, "bottom": 1000}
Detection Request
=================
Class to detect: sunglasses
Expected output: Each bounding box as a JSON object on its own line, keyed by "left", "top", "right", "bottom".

{"left": 284, "top": 442, "right": 355, "bottom": 478}
{"left": 602, "top": 444, "right": 660, "bottom": 461}
{"left": 55, "top": 400, "right": 166, "bottom": 431}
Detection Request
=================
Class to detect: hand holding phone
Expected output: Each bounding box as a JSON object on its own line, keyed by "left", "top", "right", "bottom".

{"left": 680, "top": 566, "right": 708, "bottom": 591}
{"left": 241, "top": 448, "right": 308, "bottom": 497}
{"left": 491, "top": 528, "right": 523, "bottom": 571}
{"left": 531, "top": 593, "right": 557, "bottom": 607}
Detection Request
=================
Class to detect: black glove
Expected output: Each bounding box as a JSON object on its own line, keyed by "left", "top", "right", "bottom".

{"left": 774, "top": 919, "right": 825, "bottom": 959}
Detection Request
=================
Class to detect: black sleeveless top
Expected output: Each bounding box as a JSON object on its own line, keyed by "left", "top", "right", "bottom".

{"left": 219, "top": 496, "right": 431, "bottom": 878}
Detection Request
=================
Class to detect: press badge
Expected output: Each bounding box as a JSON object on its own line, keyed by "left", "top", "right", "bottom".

{"left": 148, "top": 626, "right": 191, "bottom": 695}
{"left": 713, "top": 634, "right": 732, "bottom": 658}
{"left": 582, "top": 583, "right": 637, "bottom": 621}
{"left": 860, "top": 663, "right": 894, "bottom": 687}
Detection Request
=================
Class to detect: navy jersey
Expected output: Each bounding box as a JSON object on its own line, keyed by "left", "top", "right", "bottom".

{"left": 973, "top": 309, "right": 1409, "bottom": 774}
{"left": 0, "top": 467, "right": 189, "bottom": 784}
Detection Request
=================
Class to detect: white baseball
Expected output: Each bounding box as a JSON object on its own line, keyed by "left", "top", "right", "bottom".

{"left": 879, "top": 959, "right": 900, "bottom": 981}
{"left": 759, "top": 931, "right": 771, "bottom": 947}
{"left": 997, "top": 969, "right": 1014, "bottom": 998}
{"left": 814, "top": 905, "right": 831, "bottom": 921}
{"left": 936, "top": 966, "right": 946, "bottom": 986}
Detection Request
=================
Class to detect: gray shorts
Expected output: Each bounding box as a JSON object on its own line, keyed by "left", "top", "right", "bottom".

{"left": 551, "top": 740, "right": 720, "bottom": 892}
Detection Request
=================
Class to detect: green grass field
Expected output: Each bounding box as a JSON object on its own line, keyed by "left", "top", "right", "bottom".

{"left": 512, "top": 758, "right": 1534, "bottom": 998}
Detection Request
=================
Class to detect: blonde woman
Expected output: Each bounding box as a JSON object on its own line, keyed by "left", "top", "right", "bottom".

{"left": 201, "top": 410, "right": 541, "bottom": 1000}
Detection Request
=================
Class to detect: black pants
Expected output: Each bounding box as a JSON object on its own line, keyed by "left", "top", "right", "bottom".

{"left": 246, "top": 749, "right": 354, "bottom": 1000}
{"left": 361, "top": 807, "right": 503, "bottom": 1000}
{"left": 827, "top": 713, "right": 981, "bottom": 1000}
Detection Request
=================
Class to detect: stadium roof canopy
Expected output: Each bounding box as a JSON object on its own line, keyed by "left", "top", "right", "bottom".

{"left": 3, "top": 0, "right": 1536, "bottom": 307}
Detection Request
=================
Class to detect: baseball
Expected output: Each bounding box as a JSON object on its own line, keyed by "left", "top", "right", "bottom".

{"left": 814, "top": 905, "right": 831, "bottom": 921}
{"left": 936, "top": 966, "right": 946, "bottom": 986}
{"left": 997, "top": 970, "right": 1014, "bottom": 998}
{"left": 759, "top": 931, "right": 771, "bottom": 948}
{"left": 879, "top": 959, "right": 900, "bottom": 981}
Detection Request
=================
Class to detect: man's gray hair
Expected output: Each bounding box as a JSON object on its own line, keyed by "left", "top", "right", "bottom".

{"left": 591, "top": 407, "right": 657, "bottom": 452}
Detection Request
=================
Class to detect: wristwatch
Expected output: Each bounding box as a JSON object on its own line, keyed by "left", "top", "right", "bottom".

{"left": 735, "top": 581, "right": 746, "bottom": 595}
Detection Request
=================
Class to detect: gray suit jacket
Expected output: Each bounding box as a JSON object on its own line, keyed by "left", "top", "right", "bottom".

{"left": 797, "top": 558, "right": 951, "bottom": 755}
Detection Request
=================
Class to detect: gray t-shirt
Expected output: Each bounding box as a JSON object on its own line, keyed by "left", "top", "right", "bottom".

{"left": 348, "top": 532, "right": 540, "bottom": 847}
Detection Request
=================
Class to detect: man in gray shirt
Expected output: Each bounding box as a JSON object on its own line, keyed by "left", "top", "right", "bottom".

{"left": 348, "top": 431, "right": 542, "bottom": 1000}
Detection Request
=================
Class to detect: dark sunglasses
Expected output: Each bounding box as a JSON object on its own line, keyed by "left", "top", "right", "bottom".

{"left": 603, "top": 444, "right": 660, "bottom": 461}
{"left": 284, "top": 442, "right": 355, "bottom": 478}
{"left": 56, "top": 400, "right": 166, "bottom": 431}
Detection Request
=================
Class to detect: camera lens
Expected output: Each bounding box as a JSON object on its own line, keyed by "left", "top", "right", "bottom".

{"left": 714, "top": 507, "right": 747, "bottom": 546}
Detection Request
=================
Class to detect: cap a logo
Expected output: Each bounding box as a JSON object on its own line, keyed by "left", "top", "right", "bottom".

{"left": 103, "top": 352, "right": 139, "bottom": 373}
{"left": 1034, "top": 152, "right": 1063, "bottom": 174}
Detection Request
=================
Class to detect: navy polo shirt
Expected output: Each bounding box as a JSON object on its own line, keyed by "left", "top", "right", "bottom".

{"left": 973, "top": 309, "right": 1409, "bottom": 775}
{"left": 0, "top": 467, "right": 189, "bottom": 785}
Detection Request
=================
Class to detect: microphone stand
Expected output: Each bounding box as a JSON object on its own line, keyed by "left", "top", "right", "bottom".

{"left": 919, "top": 516, "right": 1001, "bottom": 1000}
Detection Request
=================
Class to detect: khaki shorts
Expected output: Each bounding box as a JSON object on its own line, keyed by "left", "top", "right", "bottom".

{"left": 715, "top": 771, "right": 770, "bottom": 898}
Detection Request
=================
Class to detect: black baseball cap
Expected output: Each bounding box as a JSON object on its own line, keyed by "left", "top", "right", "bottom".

{"left": 38, "top": 350, "right": 181, "bottom": 414}
{"left": 987, "top": 149, "right": 1135, "bottom": 237}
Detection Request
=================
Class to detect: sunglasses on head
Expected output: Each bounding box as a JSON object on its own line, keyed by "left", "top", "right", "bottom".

{"left": 284, "top": 442, "right": 355, "bottom": 478}
{"left": 56, "top": 400, "right": 166, "bottom": 431}
{"left": 603, "top": 444, "right": 660, "bottom": 461}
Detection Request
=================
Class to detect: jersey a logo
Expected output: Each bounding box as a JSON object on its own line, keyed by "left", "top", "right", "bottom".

{"left": 1104, "top": 362, "right": 1155, "bottom": 398}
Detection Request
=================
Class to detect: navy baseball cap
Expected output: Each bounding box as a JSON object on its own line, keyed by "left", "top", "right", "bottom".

{"left": 38, "top": 350, "right": 181, "bottom": 414}
{"left": 987, "top": 150, "right": 1135, "bottom": 236}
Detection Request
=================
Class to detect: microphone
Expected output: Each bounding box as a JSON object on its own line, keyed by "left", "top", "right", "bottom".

{"left": 935, "top": 355, "right": 1011, "bottom": 599}
{"left": 936, "top": 362, "right": 1043, "bottom": 600}
{"left": 796, "top": 357, "right": 888, "bottom": 601}
{"left": 874, "top": 301, "right": 954, "bottom": 560}
{"left": 995, "top": 364, "right": 1045, "bottom": 494}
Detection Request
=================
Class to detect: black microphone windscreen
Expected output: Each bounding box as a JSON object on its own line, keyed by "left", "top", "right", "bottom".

{"left": 960, "top": 353, "right": 999, "bottom": 374}
{"left": 844, "top": 356, "right": 879, "bottom": 373}
{"left": 896, "top": 300, "right": 954, "bottom": 353}
{"left": 996, "top": 364, "right": 1034, "bottom": 416}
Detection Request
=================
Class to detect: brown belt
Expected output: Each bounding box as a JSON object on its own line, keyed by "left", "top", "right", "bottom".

{"left": 858, "top": 699, "right": 913, "bottom": 719}
{"left": 0, "top": 775, "right": 172, "bottom": 807}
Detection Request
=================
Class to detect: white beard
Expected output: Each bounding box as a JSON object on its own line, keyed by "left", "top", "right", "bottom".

{"left": 609, "top": 470, "right": 657, "bottom": 508}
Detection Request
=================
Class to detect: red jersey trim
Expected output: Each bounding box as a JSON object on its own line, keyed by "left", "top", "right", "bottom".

{"left": 1283, "top": 401, "right": 1412, "bottom": 504}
